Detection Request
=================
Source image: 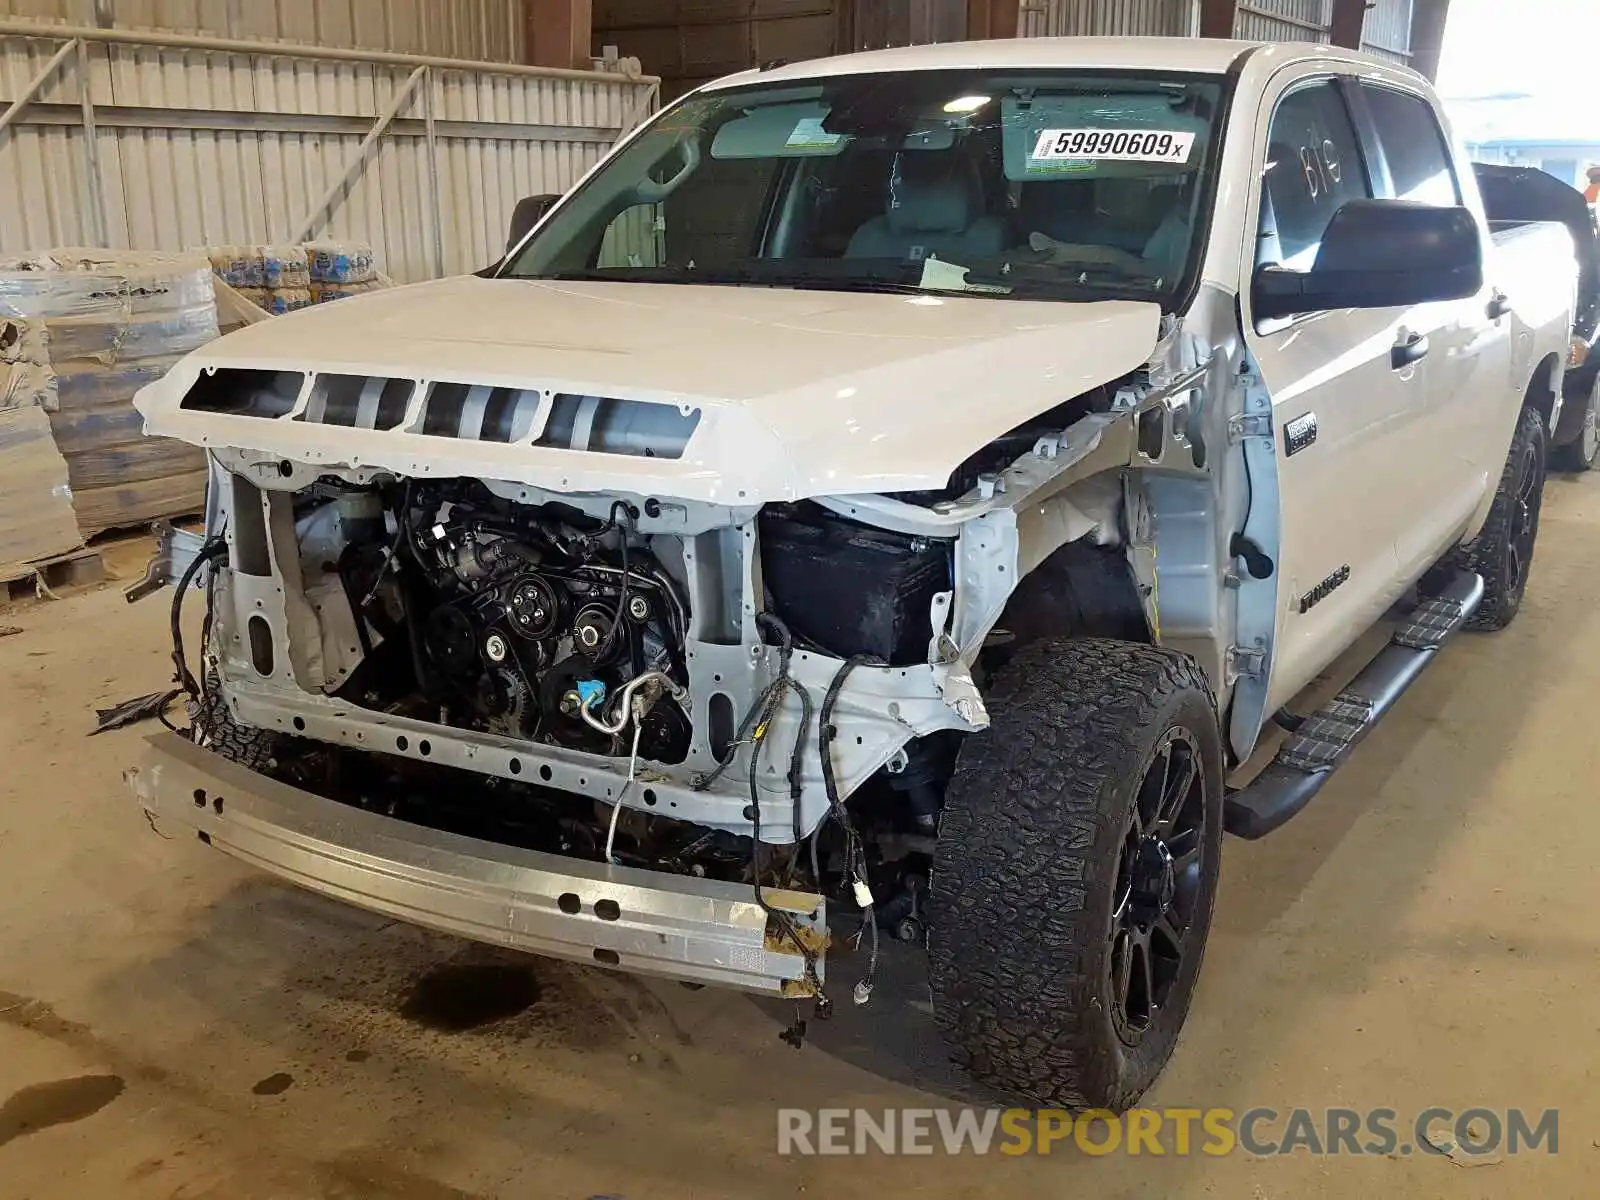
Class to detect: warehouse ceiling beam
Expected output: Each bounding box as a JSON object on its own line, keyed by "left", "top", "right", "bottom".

{"left": 0, "top": 102, "right": 618, "bottom": 142}
{"left": 1198, "top": 0, "right": 1241, "bottom": 39}
{"left": 1328, "top": 0, "right": 1367, "bottom": 49}
{"left": 291, "top": 65, "right": 428, "bottom": 244}
{"left": 523, "top": 0, "right": 592, "bottom": 72}
{"left": 0, "top": 36, "right": 79, "bottom": 141}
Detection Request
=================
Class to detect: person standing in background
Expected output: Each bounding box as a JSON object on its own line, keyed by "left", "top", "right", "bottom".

{"left": 1586, "top": 166, "right": 1600, "bottom": 206}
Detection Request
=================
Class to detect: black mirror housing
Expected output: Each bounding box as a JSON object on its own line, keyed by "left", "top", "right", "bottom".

{"left": 1254, "top": 199, "right": 1484, "bottom": 321}
{"left": 506, "top": 193, "right": 561, "bottom": 254}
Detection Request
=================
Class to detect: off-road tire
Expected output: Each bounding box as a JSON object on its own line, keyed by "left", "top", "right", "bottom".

{"left": 928, "top": 638, "right": 1225, "bottom": 1113}
{"left": 195, "top": 673, "right": 280, "bottom": 773}
{"left": 1460, "top": 406, "right": 1547, "bottom": 631}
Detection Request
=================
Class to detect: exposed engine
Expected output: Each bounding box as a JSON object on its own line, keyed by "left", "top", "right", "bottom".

{"left": 315, "top": 481, "right": 693, "bottom": 763}
{"left": 187, "top": 474, "right": 1012, "bottom": 945}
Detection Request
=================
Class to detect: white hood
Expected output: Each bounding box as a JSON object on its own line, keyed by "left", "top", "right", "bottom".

{"left": 138, "top": 276, "right": 1161, "bottom": 503}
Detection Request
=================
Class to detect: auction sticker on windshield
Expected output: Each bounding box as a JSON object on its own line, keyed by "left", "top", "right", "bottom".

{"left": 1031, "top": 129, "right": 1196, "bottom": 163}
{"left": 787, "top": 117, "right": 843, "bottom": 150}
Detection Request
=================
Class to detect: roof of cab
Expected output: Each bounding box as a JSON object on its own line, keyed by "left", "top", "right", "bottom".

{"left": 701, "top": 37, "right": 1269, "bottom": 90}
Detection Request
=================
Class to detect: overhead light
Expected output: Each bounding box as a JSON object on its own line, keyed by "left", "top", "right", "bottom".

{"left": 943, "top": 94, "right": 990, "bottom": 114}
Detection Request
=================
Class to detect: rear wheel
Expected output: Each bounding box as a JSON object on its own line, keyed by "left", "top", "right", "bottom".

{"left": 1461, "top": 405, "right": 1547, "bottom": 631}
{"left": 928, "top": 638, "right": 1224, "bottom": 1112}
{"left": 1551, "top": 378, "right": 1599, "bottom": 473}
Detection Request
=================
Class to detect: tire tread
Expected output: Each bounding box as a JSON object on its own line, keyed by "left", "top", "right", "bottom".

{"left": 928, "top": 637, "right": 1222, "bottom": 1112}
{"left": 1458, "top": 406, "right": 1546, "bottom": 631}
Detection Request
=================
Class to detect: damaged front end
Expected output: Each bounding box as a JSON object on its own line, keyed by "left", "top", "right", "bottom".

{"left": 124, "top": 386, "right": 1011, "bottom": 1005}
{"left": 122, "top": 300, "right": 1215, "bottom": 1007}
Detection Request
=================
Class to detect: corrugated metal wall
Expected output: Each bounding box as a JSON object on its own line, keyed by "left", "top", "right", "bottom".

{"left": 1019, "top": 0, "right": 1190, "bottom": 39}
{"left": 0, "top": 27, "right": 656, "bottom": 280}
{"left": 0, "top": 0, "right": 525, "bottom": 62}
{"left": 1359, "top": 0, "right": 1413, "bottom": 63}
{"left": 592, "top": 0, "right": 837, "bottom": 101}
{"left": 1230, "top": 0, "right": 1413, "bottom": 62}
{"left": 1233, "top": 0, "right": 1327, "bottom": 43}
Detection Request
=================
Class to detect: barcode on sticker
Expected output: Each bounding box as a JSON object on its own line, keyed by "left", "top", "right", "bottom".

{"left": 1031, "top": 129, "right": 1196, "bottom": 164}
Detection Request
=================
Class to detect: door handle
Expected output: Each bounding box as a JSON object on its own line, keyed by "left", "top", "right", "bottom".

{"left": 1392, "top": 332, "right": 1430, "bottom": 370}
{"left": 1487, "top": 290, "right": 1512, "bottom": 321}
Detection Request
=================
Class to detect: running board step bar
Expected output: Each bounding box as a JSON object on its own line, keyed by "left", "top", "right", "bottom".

{"left": 1223, "top": 568, "right": 1485, "bottom": 839}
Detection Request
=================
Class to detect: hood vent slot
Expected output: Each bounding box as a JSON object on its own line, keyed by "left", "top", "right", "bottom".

{"left": 419, "top": 383, "right": 541, "bottom": 443}
{"left": 180, "top": 368, "right": 303, "bottom": 417}
{"left": 296, "top": 374, "right": 413, "bottom": 429}
{"left": 535, "top": 393, "right": 698, "bottom": 460}
{"left": 175, "top": 371, "right": 700, "bottom": 460}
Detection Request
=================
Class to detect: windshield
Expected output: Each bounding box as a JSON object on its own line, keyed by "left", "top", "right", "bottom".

{"left": 501, "top": 68, "right": 1227, "bottom": 307}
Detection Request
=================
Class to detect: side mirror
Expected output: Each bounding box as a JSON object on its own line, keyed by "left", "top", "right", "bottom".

{"left": 1253, "top": 199, "right": 1484, "bottom": 321}
{"left": 506, "top": 194, "right": 561, "bottom": 253}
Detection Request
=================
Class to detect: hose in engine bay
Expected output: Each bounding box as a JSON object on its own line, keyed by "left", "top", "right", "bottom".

{"left": 578, "top": 670, "right": 686, "bottom": 736}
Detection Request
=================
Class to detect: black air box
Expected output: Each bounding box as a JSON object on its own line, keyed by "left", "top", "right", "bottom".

{"left": 759, "top": 505, "right": 949, "bottom": 666}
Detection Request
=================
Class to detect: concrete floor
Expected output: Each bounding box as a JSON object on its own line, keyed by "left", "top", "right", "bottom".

{"left": 2, "top": 475, "right": 1599, "bottom": 1200}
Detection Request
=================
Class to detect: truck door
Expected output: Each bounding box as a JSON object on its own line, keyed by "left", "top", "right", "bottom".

{"left": 1354, "top": 80, "right": 1514, "bottom": 575}
{"left": 1241, "top": 74, "right": 1434, "bottom": 716}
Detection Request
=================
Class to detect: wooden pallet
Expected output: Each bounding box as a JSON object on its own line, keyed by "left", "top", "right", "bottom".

{"left": 0, "top": 547, "right": 106, "bottom": 604}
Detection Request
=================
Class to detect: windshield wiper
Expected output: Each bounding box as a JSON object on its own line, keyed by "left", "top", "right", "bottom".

{"left": 533, "top": 260, "right": 1152, "bottom": 300}
{"left": 541, "top": 264, "right": 858, "bottom": 289}
{"left": 785, "top": 277, "right": 932, "bottom": 296}
{"left": 964, "top": 262, "right": 1160, "bottom": 296}
{"left": 532, "top": 264, "right": 941, "bottom": 296}
{"left": 539, "top": 266, "right": 743, "bottom": 284}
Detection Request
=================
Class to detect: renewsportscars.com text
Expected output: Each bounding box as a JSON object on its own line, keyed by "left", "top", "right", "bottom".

{"left": 776, "top": 1106, "right": 1559, "bottom": 1158}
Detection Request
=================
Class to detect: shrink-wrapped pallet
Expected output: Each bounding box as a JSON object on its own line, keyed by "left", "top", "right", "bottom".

{"left": 0, "top": 249, "right": 219, "bottom": 538}
{"left": 0, "top": 406, "right": 80, "bottom": 579}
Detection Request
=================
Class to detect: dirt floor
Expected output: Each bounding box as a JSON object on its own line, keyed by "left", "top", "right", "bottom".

{"left": 2, "top": 477, "right": 1599, "bottom": 1200}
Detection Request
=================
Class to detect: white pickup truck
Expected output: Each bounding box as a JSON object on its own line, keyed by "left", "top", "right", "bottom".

{"left": 125, "top": 37, "right": 1578, "bottom": 1111}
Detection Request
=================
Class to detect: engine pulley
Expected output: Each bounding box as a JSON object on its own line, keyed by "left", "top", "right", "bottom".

{"left": 483, "top": 631, "right": 510, "bottom": 663}
{"left": 506, "top": 574, "right": 563, "bottom": 641}
{"left": 573, "top": 603, "right": 619, "bottom": 662}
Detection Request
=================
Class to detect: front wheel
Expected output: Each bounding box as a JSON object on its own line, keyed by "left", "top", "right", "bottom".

{"left": 928, "top": 638, "right": 1224, "bottom": 1113}
{"left": 1461, "top": 405, "right": 1547, "bottom": 631}
{"left": 195, "top": 670, "right": 281, "bottom": 772}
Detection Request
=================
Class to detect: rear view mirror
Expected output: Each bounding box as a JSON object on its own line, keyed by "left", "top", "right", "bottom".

{"left": 1253, "top": 199, "right": 1483, "bottom": 321}
{"left": 506, "top": 194, "right": 561, "bottom": 253}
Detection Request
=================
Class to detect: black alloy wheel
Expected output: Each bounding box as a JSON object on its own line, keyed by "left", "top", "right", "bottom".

{"left": 1504, "top": 432, "right": 1544, "bottom": 603}
{"left": 1109, "top": 726, "right": 1207, "bottom": 1046}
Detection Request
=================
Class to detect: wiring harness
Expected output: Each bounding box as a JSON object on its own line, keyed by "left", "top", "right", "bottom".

{"left": 167, "top": 535, "right": 230, "bottom": 737}
{"left": 692, "top": 616, "right": 888, "bottom": 1040}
